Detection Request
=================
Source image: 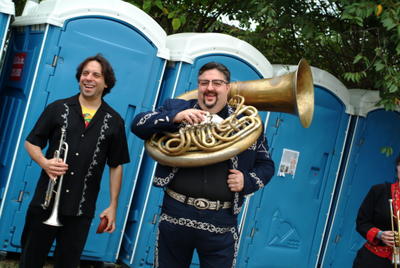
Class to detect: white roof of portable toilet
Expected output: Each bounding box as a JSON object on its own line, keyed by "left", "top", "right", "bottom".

{"left": 12, "top": 0, "right": 169, "bottom": 59}
{"left": 0, "top": 0, "right": 14, "bottom": 15}
{"left": 166, "top": 33, "right": 273, "bottom": 78}
{"left": 273, "top": 64, "right": 353, "bottom": 114}
{"left": 349, "top": 89, "right": 388, "bottom": 117}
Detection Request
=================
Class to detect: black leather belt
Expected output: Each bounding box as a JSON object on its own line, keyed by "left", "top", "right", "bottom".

{"left": 166, "top": 188, "right": 232, "bottom": 210}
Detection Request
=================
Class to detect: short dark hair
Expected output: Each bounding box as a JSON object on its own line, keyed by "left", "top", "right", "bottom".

{"left": 198, "top": 62, "right": 230, "bottom": 82}
{"left": 75, "top": 54, "right": 116, "bottom": 96}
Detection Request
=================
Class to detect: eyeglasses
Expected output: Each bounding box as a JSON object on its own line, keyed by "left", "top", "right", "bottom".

{"left": 198, "top": 79, "right": 228, "bottom": 88}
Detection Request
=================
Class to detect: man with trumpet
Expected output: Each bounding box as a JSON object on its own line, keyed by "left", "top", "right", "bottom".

{"left": 131, "top": 62, "right": 275, "bottom": 268}
{"left": 20, "top": 54, "right": 130, "bottom": 268}
{"left": 353, "top": 155, "right": 400, "bottom": 267}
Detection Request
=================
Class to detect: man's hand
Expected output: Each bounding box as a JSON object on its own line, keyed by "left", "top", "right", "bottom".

{"left": 42, "top": 157, "right": 68, "bottom": 180}
{"left": 99, "top": 206, "right": 117, "bottom": 233}
{"left": 381, "top": 230, "right": 396, "bottom": 247}
{"left": 227, "top": 169, "right": 244, "bottom": 192}
{"left": 173, "top": 109, "right": 208, "bottom": 125}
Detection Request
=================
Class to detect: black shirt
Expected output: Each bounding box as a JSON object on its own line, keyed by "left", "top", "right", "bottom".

{"left": 26, "top": 94, "right": 130, "bottom": 217}
{"left": 168, "top": 105, "right": 233, "bottom": 201}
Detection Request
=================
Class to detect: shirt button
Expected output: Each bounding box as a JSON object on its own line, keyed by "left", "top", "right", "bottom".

{"left": 81, "top": 134, "right": 84, "bottom": 138}
{"left": 71, "top": 172, "right": 75, "bottom": 175}
{"left": 75, "top": 152, "right": 79, "bottom": 156}
{"left": 66, "top": 189, "right": 70, "bottom": 193}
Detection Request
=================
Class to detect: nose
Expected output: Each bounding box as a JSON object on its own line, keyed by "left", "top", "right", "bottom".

{"left": 206, "top": 81, "right": 215, "bottom": 90}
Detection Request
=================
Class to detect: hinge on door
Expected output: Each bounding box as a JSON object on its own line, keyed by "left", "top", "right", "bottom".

{"left": 334, "top": 234, "right": 341, "bottom": 243}
{"left": 275, "top": 118, "right": 282, "bottom": 128}
{"left": 250, "top": 227, "right": 255, "bottom": 238}
{"left": 51, "top": 55, "right": 58, "bottom": 67}
{"left": 17, "top": 190, "right": 24, "bottom": 203}
{"left": 152, "top": 214, "right": 158, "bottom": 225}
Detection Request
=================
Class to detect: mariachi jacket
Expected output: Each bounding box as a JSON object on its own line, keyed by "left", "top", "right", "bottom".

{"left": 131, "top": 98, "right": 275, "bottom": 215}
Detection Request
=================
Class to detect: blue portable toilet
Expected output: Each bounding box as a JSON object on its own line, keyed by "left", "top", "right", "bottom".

{"left": 0, "top": 0, "right": 169, "bottom": 263}
{"left": 235, "top": 65, "right": 354, "bottom": 268}
{"left": 0, "top": 0, "right": 14, "bottom": 65}
{"left": 119, "top": 32, "right": 274, "bottom": 267}
{"left": 320, "top": 89, "right": 400, "bottom": 267}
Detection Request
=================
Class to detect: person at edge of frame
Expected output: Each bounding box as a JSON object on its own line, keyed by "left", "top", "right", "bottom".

{"left": 131, "top": 61, "right": 275, "bottom": 268}
{"left": 19, "top": 54, "right": 130, "bottom": 268}
{"left": 353, "top": 155, "right": 400, "bottom": 268}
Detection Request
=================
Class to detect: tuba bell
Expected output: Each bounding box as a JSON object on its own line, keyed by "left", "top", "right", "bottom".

{"left": 145, "top": 59, "right": 314, "bottom": 167}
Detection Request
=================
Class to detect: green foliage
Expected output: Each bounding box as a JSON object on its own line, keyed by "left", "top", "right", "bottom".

{"left": 13, "top": 0, "right": 400, "bottom": 110}
{"left": 381, "top": 146, "right": 394, "bottom": 157}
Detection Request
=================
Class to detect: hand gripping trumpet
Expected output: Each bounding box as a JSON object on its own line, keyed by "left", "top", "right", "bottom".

{"left": 42, "top": 127, "right": 69, "bottom": 227}
{"left": 389, "top": 199, "right": 400, "bottom": 267}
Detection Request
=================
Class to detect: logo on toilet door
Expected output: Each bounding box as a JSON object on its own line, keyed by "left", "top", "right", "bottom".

{"left": 10, "top": 52, "right": 27, "bottom": 81}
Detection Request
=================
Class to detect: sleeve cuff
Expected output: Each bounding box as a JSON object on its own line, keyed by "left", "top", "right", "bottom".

{"left": 366, "top": 227, "right": 381, "bottom": 245}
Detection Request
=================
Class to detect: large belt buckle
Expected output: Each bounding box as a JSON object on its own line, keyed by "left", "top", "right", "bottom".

{"left": 193, "top": 198, "right": 210, "bottom": 210}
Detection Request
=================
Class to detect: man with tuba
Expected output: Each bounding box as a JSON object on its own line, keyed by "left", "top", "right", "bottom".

{"left": 353, "top": 155, "right": 400, "bottom": 267}
{"left": 131, "top": 62, "right": 275, "bottom": 268}
{"left": 20, "top": 54, "right": 130, "bottom": 268}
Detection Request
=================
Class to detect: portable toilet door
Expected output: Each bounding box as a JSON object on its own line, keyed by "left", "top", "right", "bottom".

{"left": 120, "top": 32, "right": 274, "bottom": 268}
{"left": 0, "top": 0, "right": 168, "bottom": 263}
{"left": 235, "top": 65, "right": 354, "bottom": 268}
{"left": 320, "top": 89, "right": 400, "bottom": 267}
{"left": 0, "top": 0, "right": 13, "bottom": 66}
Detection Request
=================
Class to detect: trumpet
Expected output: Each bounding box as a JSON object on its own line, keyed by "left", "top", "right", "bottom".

{"left": 389, "top": 199, "right": 400, "bottom": 266}
{"left": 42, "top": 127, "right": 69, "bottom": 227}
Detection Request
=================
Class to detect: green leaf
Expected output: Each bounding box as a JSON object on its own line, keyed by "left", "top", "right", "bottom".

{"left": 374, "top": 61, "right": 385, "bottom": 71}
{"left": 154, "top": 0, "right": 163, "bottom": 10}
{"left": 353, "top": 53, "right": 364, "bottom": 64}
{"left": 143, "top": 0, "right": 152, "bottom": 13}
{"left": 382, "top": 17, "right": 396, "bottom": 30}
{"left": 172, "top": 18, "right": 181, "bottom": 31}
{"left": 381, "top": 146, "right": 394, "bottom": 157}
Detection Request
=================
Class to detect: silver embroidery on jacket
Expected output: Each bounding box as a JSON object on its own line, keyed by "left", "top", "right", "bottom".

{"left": 60, "top": 104, "right": 70, "bottom": 145}
{"left": 229, "top": 156, "right": 242, "bottom": 215}
{"left": 250, "top": 172, "right": 264, "bottom": 189}
{"left": 77, "top": 113, "right": 112, "bottom": 215}
{"left": 137, "top": 111, "right": 158, "bottom": 126}
{"left": 153, "top": 168, "right": 179, "bottom": 186}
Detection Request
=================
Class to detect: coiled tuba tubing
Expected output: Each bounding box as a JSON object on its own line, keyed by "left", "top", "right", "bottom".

{"left": 145, "top": 59, "right": 314, "bottom": 167}
{"left": 149, "top": 95, "right": 261, "bottom": 156}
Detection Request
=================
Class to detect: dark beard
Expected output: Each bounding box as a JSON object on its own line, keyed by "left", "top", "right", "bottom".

{"left": 203, "top": 96, "right": 217, "bottom": 109}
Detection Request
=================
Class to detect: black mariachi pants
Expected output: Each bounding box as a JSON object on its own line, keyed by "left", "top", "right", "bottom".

{"left": 155, "top": 194, "right": 238, "bottom": 268}
{"left": 19, "top": 206, "right": 92, "bottom": 268}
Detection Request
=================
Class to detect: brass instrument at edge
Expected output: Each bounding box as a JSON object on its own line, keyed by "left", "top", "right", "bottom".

{"left": 42, "top": 127, "right": 69, "bottom": 227}
{"left": 389, "top": 199, "right": 400, "bottom": 267}
{"left": 145, "top": 59, "right": 314, "bottom": 167}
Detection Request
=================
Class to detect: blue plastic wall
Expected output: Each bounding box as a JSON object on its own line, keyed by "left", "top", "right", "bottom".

{"left": 0, "top": 11, "right": 11, "bottom": 66}
{"left": 120, "top": 54, "right": 268, "bottom": 267}
{"left": 236, "top": 86, "right": 350, "bottom": 268}
{"left": 321, "top": 109, "right": 400, "bottom": 267}
{"left": 0, "top": 15, "right": 166, "bottom": 263}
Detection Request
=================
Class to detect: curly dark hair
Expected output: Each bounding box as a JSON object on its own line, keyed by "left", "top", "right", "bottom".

{"left": 198, "top": 62, "right": 230, "bottom": 82}
{"left": 75, "top": 54, "right": 116, "bottom": 96}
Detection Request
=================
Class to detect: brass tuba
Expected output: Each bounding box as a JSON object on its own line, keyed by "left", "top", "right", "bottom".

{"left": 145, "top": 59, "right": 314, "bottom": 167}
